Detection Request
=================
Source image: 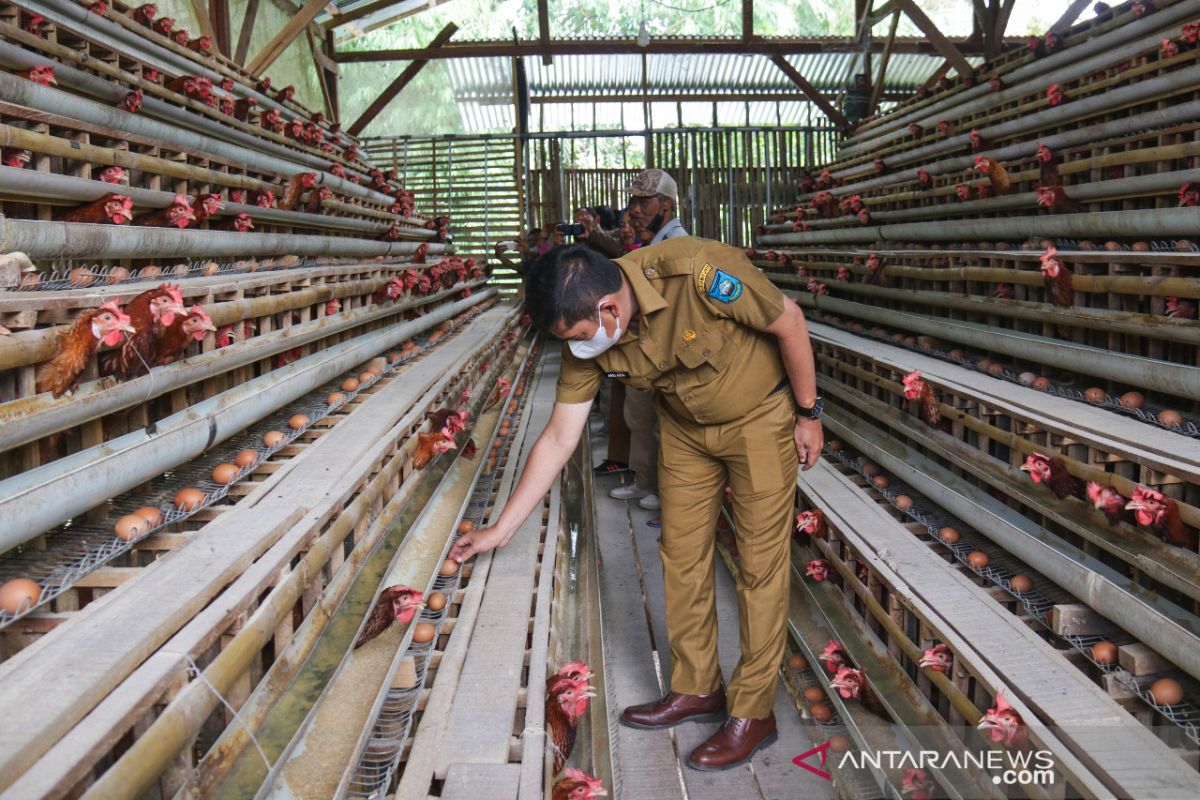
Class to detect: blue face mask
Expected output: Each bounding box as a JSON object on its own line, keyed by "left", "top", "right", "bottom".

{"left": 568, "top": 302, "right": 622, "bottom": 359}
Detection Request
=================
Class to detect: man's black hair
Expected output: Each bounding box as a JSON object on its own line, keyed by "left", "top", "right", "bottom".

{"left": 592, "top": 205, "right": 619, "bottom": 230}
{"left": 524, "top": 245, "right": 623, "bottom": 336}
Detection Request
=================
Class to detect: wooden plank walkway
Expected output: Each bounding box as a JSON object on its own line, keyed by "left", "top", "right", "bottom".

{"left": 595, "top": 430, "right": 836, "bottom": 800}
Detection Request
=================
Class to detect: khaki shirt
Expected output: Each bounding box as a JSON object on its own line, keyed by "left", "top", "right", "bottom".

{"left": 555, "top": 237, "right": 788, "bottom": 424}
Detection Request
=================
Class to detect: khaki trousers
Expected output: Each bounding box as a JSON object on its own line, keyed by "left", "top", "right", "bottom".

{"left": 655, "top": 389, "right": 798, "bottom": 719}
{"left": 625, "top": 387, "right": 660, "bottom": 493}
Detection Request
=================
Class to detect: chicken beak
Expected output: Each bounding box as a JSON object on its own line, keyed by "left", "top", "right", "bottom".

{"left": 917, "top": 656, "right": 934, "bottom": 669}
{"left": 976, "top": 719, "right": 994, "bottom": 731}
{"left": 1125, "top": 499, "right": 1144, "bottom": 511}
{"left": 1018, "top": 463, "right": 1031, "bottom": 471}
{"left": 201, "top": 319, "right": 217, "bottom": 332}
{"left": 117, "top": 320, "right": 137, "bottom": 334}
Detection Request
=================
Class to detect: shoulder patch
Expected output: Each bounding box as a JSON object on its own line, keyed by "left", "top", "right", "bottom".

{"left": 696, "top": 263, "right": 712, "bottom": 295}
{"left": 705, "top": 268, "right": 743, "bottom": 304}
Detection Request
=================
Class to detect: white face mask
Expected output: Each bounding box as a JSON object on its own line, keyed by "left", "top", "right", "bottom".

{"left": 568, "top": 302, "right": 621, "bottom": 359}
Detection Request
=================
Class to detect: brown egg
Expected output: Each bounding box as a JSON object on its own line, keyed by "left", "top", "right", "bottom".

{"left": 69, "top": 267, "right": 96, "bottom": 287}
{"left": 107, "top": 266, "right": 131, "bottom": 284}
{"left": 114, "top": 513, "right": 151, "bottom": 541}
{"left": 341, "top": 378, "right": 360, "bottom": 392}
{"left": 263, "top": 430, "right": 285, "bottom": 447}
{"left": 1077, "top": 240, "right": 1097, "bottom": 251}
{"left": 788, "top": 653, "right": 808, "bottom": 671}
{"left": 966, "top": 551, "right": 990, "bottom": 569}
{"left": 1084, "top": 387, "right": 1107, "bottom": 403}
{"left": 175, "top": 487, "right": 205, "bottom": 511}
{"left": 139, "top": 265, "right": 163, "bottom": 280}
{"left": 895, "top": 495, "right": 913, "bottom": 510}
{"left": 326, "top": 392, "right": 345, "bottom": 407}
{"left": 977, "top": 358, "right": 993, "bottom": 371}
{"left": 1158, "top": 409, "right": 1183, "bottom": 427}
{"left": 172, "top": 263, "right": 190, "bottom": 278}
{"left": 828, "top": 734, "right": 853, "bottom": 753}
{"left": 872, "top": 475, "right": 891, "bottom": 489}
{"left": 803, "top": 686, "right": 825, "bottom": 703}
{"left": 1032, "top": 377, "right": 1053, "bottom": 391}
{"left": 288, "top": 414, "right": 310, "bottom": 430}
{"left": 426, "top": 591, "right": 447, "bottom": 612}
{"left": 201, "top": 261, "right": 220, "bottom": 276}
{"left": 507, "top": 400, "right": 519, "bottom": 414}
{"left": 211, "top": 463, "right": 240, "bottom": 485}
{"left": 1132, "top": 241, "right": 1151, "bottom": 252}
{"left": 861, "top": 462, "right": 880, "bottom": 476}
{"left": 949, "top": 348, "right": 966, "bottom": 360}
{"left": 809, "top": 702, "right": 833, "bottom": 722}
{"left": 986, "top": 362, "right": 1005, "bottom": 376}
{"left": 1104, "top": 241, "right": 1122, "bottom": 251}
{"left": 939, "top": 527, "right": 960, "bottom": 544}
{"left": 827, "top": 440, "right": 843, "bottom": 452}
{"left": 1175, "top": 239, "right": 1194, "bottom": 252}
{"left": 359, "top": 371, "right": 375, "bottom": 384}
{"left": 411, "top": 622, "right": 436, "bottom": 643}
{"left": 1091, "top": 641, "right": 1118, "bottom": 665}
{"left": 1018, "top": 372, "right": 1037, "bottom": 386}
{"left": 1150, "top": 677, "right": 1184, "bottom": 705}
{"left": 366, "top": 365, "right": 383, "bottom": 376}
{"left": 458, "top": 519, "right": 476, "bottom": 534}
{"left": 133, "top": 506, "right": 164, "bottom": 527}
{"left": 439, "top": 559, "right": 460, "bottom": 577}
{"left": 234, "top": 449, "right": 258, "bottom": 469}
{"left": 387, "top": 352, "right": 403, "bottom": 364}
{"left": 1119, "top": 391, "right": 1144, "bottom": 410}
{"left": 1009, "top": 574, "right": 1033, "bottom": 593}
{"left": 0, "top": 578, "right": 41, "bottom": 614}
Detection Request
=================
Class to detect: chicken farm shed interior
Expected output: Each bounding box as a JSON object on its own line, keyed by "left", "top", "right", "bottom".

{"left": 3, "top": 0, "right": 1200, "bottom": 798}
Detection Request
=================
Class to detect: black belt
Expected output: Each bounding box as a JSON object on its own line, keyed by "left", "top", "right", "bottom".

{"left": 769, "top": 378, "right": 790, "bottom": 395}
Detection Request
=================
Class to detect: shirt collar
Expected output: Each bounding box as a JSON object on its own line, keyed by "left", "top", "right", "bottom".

{"left": 613, "top": 254, "right": 668, "bottom": 343}
{"left": 649, "top": 217, "right": 687, "bottom": 245}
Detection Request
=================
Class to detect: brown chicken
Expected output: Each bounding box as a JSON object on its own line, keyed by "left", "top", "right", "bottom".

{"left": 794, "top": 508, "right": 827, "bottom": 539}
{"left": 1039, "top": 246, "right": 1074, "bottom": 307}
{"left": 134, "top": 194, "right": 195, "bottom": 228}
{"left": 371, "top": 276, "right": 406, "bottom": 305}
{"left": 304, "top": 185, "right": 332, "bottom": 214}
{"left": 102, "top": 284, "right": 187, "bottom": 379}
{"left": 278, "top": 172, "right": 318, "bottom": 211}
{"left": 57, "top": 193, "right": 134, "bottom": 225}
{"left": 1036, "top": 142, "right": 1062, "bottom": 188}
{"left": 918, "top": 643, "right": 952, "bottom": 674}
{"left": 818, "top": 639, "right": 849, "bottom": 673}
{"left": 189, "top": 193, "right": 224, "bottom": 227}
{"left": 974, "top": 156, "right": 1011, "bottom": 194}
{"left": 552, "top": 768, "right": 606, "bottom": 800}
{"left": 1036, "top": 185, "right": 1084, "bottom": 214}
{"left": 830, "top": 666, "right": 889, "bottom": 717}
{"left": 152, "top": 305, "right": 215, "bottom": 366}
{"left": 902, "top": 370, "right": 950, "bottom": 432}
{"left": 1126, "top": 486, "right": 1198, "bottom": 549}
{"left": 354, "top": 585, "right": 424, "bottom": 648}
{"left": 485, "top": 377, "right": 512, "bottom": 410}
{"left": 902, "top": 768, "right": 936, "bottom": 800}
{"left": 427, "top": 408, "right": 469, "bottom": 437}
{"left": 978, "top": 690, "right": 1027, "bottom": 747}
{"left": 1086, "top": 481, "right": 1129, "bottom": 526}
{"left": 412, "top": 431, "right": 456, "bottom": 469}
{"left": 35, "top": 302, "right": 135, "bottom": 397}
{"left": 132, "top": 3, "right": 157, "bottom": 25}
{"left": 17, "top": 65, "right": 55, "bottom": 86}
{"left": 214, "top": 213, "right": 254, "bottom": 232}
{"left": 546, "top": 666, "right": 596, "bottom": 773}
{"left": 1020, "top": 451, "right": 1083, "bottom": 500}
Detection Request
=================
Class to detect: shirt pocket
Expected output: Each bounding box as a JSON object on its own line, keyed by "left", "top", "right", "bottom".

{"left": 673, "top": 327, "right": 728, "bottom": 390}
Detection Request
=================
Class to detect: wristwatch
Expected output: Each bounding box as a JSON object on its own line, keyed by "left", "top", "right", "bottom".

{"left": 795, "top": 396, "right": 824, "bottom": 420}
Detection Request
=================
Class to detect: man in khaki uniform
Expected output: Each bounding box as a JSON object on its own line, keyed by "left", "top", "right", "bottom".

{"left": 451, "top": 237, "right": 823, "bottom": 769}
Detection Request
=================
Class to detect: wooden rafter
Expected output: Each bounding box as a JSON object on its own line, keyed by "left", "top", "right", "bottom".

{"left": 347, "top": 23, "right": 458, "bottom": 137}
{"left": 235, "top": 0, "right": 260, "bottom": 66}
{"left": 995, "top": 0, "right": 1018, "bottom": 44}
{"left": 325, "top": 0, "right": 450, "bottom": 30}
{"left": 770, "top": 55, "right": 850, "bottom": 129}
{"left": 334, "top": 35, "right": 1005, "bottom": 63}
{"left": 537, "top": 0, "right": 551, "bottom": 66}
{"left": 246, "top": 0, "right": 327, "bottom": 77}
{"left": 1050, "top": 0, "right": 1092, "bottom": 31}
{"left": 189, "top": 0, "right": 217, "bottom": 42}
{"left": 742, "top": 0, "right": 754, "bottom": 42}
{"left": 866, "top": 0, "right": 899, "bottom": 26}
{"left": 894, "top": 0, "right": 973, "bottom": 77}
{"left": 210, "top": 0, "right": 231, "bottom": 56}
{"left": 920, "top": 60, "right": 952, "bottom": 92}
{"left": 307, "top": 28, "right": 336, "bottom": 121}
{"left": 510, "top": 90, "right": 911, "bottom": 105}
{"left": 869, "top": 10, "right": 900, "bottom": 114}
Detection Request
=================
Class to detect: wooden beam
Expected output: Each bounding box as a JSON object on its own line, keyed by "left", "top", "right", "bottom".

{"left": 894, "top": 0, "right": 974, "bottom": 77}
{"left": 1050, "top": 0, "right": 1091, "bottom": 31}
{"left": 210, "top": 0, "right": 231, "bottom": 56}
{"left": 334, "top": 35, "right": 1003, "bottom": 63}
{"left": 869, "top": 10, "right": 900, "bottom": 114}
{"left": 308, "top": 28, "right": 335, "bottom": 122}
{"left": 347, "top": 23, "right": 458, "bottom": 137}
{"left": 246, "top": 0, "right": 327, "bottom": 77}
{"left": 742, "top": 0, "right": 753, "bottom": 42}
{"left": 537, "top": 0, "right": 551, "bottom": 66}
{"left": 234, "top": 0, "right": 260, "bottom": 66}
{"left": 995, "top": 0, "right": 1017, "bottom": 44}
{"left": 189, "top": 0, "right": 217, "bottom": 41}
{"left": 866, "top": 0, "right": 899, "bottom": 26}
{"left": 324, "top": 29, "right": 340, "bottom": 121}
{"left": 327, "top": 0, "right": 448, "bottom": 30}
{"left": 514, "top": 90, "right": 911, "bottom": 105}
{"left": 919, "top": 60, "right": 952, "bottom": 91}
{"left": 769, "top": 54, "right": 850, "bottom": 129}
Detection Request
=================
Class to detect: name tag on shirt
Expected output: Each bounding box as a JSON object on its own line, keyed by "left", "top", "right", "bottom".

{"left": 606, "top": 371, "right": 631, "bottom": 378}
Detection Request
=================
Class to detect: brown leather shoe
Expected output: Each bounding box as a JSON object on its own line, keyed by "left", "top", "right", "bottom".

{"left": 619, "top": 688, "right": 727, "bottom": 730}
{"left": 686, "top": 712, "right": 778, "bottom": 771}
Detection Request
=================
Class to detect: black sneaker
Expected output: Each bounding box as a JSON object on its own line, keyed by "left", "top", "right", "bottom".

{"left": 594, "top": 459, "right": 631, "bottom": 475}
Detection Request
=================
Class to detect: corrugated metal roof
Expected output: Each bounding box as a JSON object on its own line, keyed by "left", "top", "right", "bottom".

{"left": 445, "top": 50, "right": 972, "bottom": 132}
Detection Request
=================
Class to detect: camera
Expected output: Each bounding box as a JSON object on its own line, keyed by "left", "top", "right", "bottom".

{"left": 556, "top": 223, "right": 585, "bottom": 236}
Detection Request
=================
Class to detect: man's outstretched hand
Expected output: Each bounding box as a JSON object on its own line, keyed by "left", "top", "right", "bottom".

{"left": 449, "top": 525, "right": 508, "bottom": 563}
